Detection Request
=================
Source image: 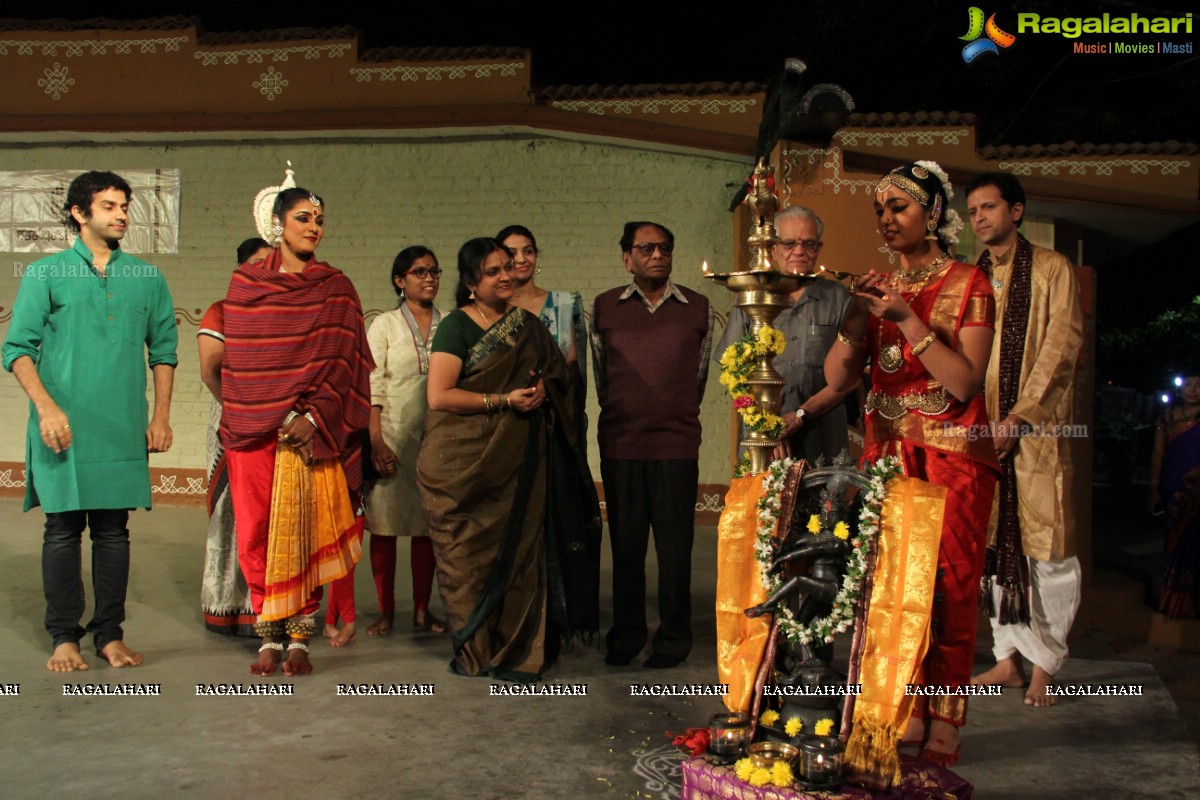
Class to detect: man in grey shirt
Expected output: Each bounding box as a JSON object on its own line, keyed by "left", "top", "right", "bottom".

{"left": 715, "top": 206, "right": 853, "bottom": 463}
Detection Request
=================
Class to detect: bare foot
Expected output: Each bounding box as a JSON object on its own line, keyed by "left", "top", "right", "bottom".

{"left": 250, "top": 640, "right": 283, "bottom": 676}
{"left": 900, "top": 715, "right": 927, "bottom": 747}
{"left": 322, "top": 623, "right": 340, "bottom": 640}
{"left": 100, "top": 640, "right": 144, "bottom": 668}
{"left": 919, "top": 719, "right": 961, "bottom": 767}
{"left": 1025, "top": 665, "right": 1058, "bottom": 707}
{"left": 282, "top": 642, "right": 313, "bottom": 676}
{"left": 329, "top": 621, "right": 356, "bottom": 647}
{"left": 413, "top": 608, "right": 447, "bottom": 634}
{"left": 47, "top": 642, "right": 89, "bottom": 672}
{"left": 367, "top": 611, "right": 394, "bottom": 636}
{"left": 972, "top": 653, "right": 1026, "bottom": 687}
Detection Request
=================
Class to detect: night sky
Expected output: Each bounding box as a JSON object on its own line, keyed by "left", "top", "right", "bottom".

{"left": 24, "top": 0, "right": 1200, "bottom": 147}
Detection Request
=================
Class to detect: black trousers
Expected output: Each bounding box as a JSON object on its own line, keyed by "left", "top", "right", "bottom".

{"left": 601, "top": 458, "right": 698, "bottom": 660}
{"left": 43, "top": 509, "right": 131, "bottom": 653}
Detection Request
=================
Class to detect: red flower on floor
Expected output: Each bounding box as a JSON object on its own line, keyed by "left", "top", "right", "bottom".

{"left": 668, "top": 727, "right": 710, "bottom": 757}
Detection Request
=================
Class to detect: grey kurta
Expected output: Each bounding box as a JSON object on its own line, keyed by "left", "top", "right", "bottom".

{"left": 716, "top": 278, "right": 852, "bottom": 464}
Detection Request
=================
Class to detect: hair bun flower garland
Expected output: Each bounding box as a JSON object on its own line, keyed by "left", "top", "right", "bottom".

{"left": 754, "top": 456, "right": 902, "bottom": 646}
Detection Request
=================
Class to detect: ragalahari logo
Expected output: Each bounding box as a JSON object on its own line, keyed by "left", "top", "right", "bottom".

{"left": 960, "top": 7, "right": 1017, "bottom": 62}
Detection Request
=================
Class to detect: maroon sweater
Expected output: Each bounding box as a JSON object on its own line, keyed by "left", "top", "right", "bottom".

{"left": 593, "top": 285, "right": 709, "bottom": 460}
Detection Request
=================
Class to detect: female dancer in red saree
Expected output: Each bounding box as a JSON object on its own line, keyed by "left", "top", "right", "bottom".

{"left": 222, "top": 179, "right": 373, "bottom": 676}
{"left": 826, "top": 161, "right": 998, "bottom": 766}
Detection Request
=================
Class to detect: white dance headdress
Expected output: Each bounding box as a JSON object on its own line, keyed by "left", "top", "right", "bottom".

{"left": 253, "top": 161, "right": 297, "bottom": 244}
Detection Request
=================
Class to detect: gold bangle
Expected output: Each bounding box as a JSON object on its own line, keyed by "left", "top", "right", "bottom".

{"left": 482, "top": 392, "right": 494, "bottom": 413}
{"left": 837, "top": 331, "right": 864, "bottom": 349}
{"left": 910, "top": 331, "right": 937, "bottom": 356}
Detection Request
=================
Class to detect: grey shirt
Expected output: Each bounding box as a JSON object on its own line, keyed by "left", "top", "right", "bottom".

{"left": 715, "top": 278, "right": 852, "bottom": 463}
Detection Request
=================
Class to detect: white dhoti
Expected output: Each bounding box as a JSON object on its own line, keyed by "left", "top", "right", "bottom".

{"left": 990, "top": 556, "right": 1081, "bottom": 676}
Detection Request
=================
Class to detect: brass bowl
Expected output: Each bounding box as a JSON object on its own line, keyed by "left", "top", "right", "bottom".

{"left": 745, "top": 741, "right": 799, "bottom": 768}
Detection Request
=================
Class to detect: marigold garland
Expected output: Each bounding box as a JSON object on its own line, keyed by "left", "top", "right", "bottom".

{"left": 754, "top": 456, "right": 902, "bottom": 646}
{"left": 719, "top": 326, "right": 787, "bottom": 439}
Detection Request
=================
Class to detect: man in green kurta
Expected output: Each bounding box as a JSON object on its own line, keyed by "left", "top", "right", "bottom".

{"left": 2, "top": 171, "right": 177, "bottom": 672}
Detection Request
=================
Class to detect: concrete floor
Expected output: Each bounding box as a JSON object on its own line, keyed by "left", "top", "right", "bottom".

{"left": 0, "top": 499, "right": 1197, "bottom": 800}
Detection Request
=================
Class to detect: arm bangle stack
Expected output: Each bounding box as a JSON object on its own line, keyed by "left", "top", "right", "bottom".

{"left": 482, "top": 392, "right": 494, "bottom": 413}
{"left": 910, "top": 331, "right": 937, "bottom": 356}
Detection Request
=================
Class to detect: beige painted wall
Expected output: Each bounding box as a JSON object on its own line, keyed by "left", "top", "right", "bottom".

{"left": 0, "top": 133, "right": 753, "bottom": 486}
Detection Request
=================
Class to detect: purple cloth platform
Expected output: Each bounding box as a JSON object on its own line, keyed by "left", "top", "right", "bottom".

{"left": 681, "top": 754, "right": 973, "bottom": 799}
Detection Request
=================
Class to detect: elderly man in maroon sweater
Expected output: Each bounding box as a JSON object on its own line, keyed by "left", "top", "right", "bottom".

{"left": 590, "top": 221, "right": 714, "bottom": 669}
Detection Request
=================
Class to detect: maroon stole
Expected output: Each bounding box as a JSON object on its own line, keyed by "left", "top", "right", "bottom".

{"left": 978, "top": 236, "right": 1033, "bottom": 625}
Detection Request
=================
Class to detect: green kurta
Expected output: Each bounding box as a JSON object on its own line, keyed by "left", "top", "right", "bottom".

{"left": 2, "top": 239, "right": 178, "bottom": 512}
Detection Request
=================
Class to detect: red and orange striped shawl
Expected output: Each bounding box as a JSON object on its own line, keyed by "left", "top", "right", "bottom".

{"left": 219, "top": 249, "right": 373, "bottom": 491}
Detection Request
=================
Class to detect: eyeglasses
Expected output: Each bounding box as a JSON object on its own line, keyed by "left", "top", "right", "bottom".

{"left": 777, "top": 239, "right": 822, "bottom": 254}
{"left": 406, "top": 267, "right": 442, "bottom": 279}
{"left": 630, "top": 242, "right": 674, "bottom": 256}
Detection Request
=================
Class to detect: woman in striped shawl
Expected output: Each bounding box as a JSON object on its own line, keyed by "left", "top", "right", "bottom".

{"left": 220, "top": 187, "right": 373, "bottom": 676}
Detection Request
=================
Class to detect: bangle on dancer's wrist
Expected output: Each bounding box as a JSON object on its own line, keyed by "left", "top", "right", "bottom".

{"left": 910, "top": 330, "right": 937, "bottom": 356}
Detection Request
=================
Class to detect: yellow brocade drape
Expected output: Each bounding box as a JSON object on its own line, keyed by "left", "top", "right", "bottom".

{"left": 846, "top": 475, "right": 945, "bottom": 787}
{"left": 261, "top": 447, "right": 360, "bottom": 621}
{"left": 716, "top": 473, "right": 771, "bottom": 713}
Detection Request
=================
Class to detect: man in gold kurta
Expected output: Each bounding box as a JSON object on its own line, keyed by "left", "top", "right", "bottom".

{"left": 966, "top": 173, "right": 1084, "bottom": 707}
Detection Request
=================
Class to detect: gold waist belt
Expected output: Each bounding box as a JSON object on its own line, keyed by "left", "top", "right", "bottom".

{"left": 866, "top": 388, "right": 951, "bottom": 420}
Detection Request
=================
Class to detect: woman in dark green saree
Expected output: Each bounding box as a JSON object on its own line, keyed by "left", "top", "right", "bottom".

{"left": 417, "top": 238, "right": 600, "bottom": 681}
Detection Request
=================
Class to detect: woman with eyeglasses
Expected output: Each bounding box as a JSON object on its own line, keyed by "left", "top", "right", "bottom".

{"left": 417, "top": 238, "right": 600, "bottom": 680}
{"left": 355, "top": 246, "right": 447, "bottom": 637}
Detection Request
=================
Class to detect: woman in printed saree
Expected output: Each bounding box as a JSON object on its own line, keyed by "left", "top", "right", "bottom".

{"left": 495, "top": 224, "right": 600, "bottom": 637}
{"left": 825, "top": 161, "right": 998, "bottom": 767}
{"left": 418, "top": 238, "right": 600, "bottom": 681}
{"left": 363, "top": 245, "right": 446, "bottom": 636}
{"left": 197, "top": 236, "right": 271, "bottom": 637}
{"left": 495, "top": 224, "right": 586, "bottom": 374}
{"left": 1150, "top": 370, "right": 1200, "bottom": 618}
{"left": 221, "top": 172, "right": 373, "bottom": 676}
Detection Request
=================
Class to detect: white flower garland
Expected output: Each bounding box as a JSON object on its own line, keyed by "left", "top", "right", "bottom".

{"left": 754, "top": 456, "right": 901, "bottom": 646}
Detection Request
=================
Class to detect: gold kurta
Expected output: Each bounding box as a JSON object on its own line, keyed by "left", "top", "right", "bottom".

{"left": 984, "top": 244, "right": 1084, "bottom": 560}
